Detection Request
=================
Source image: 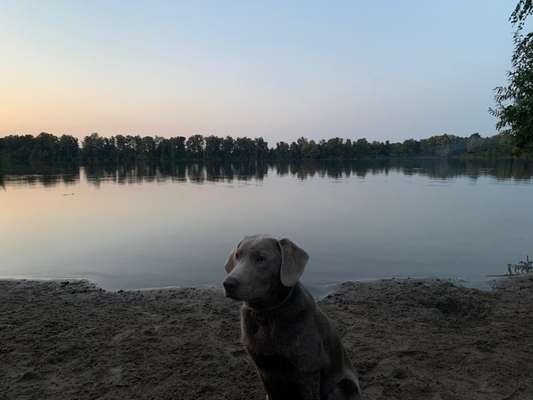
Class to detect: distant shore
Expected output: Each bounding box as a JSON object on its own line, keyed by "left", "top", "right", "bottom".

{"left": 2, "top": 132, "right": 532, "bottom": 167}
{"left": 1, "top": 277, "right": 532, "bottom": 400}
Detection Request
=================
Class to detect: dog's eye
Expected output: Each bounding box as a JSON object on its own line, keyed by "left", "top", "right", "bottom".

{"left": 235, "top": 252, "right": 240, "bottom": 260}
{"left": 255, "top": 255, "right": 266, "bottom": 263}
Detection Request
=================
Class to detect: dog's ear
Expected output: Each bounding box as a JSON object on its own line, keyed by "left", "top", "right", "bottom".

{"left": 278, "top": 238, "right": 309, "bottom": 287}
{"left": 224, "top": 248, "right": 236, "bottom": 274}
{"left": 224, "top": 239, "right": 243, "bottom": 273}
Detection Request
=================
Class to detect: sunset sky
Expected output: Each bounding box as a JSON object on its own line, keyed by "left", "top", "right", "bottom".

{"left": 0, "top": 0, "right": 518, "bottom": 143}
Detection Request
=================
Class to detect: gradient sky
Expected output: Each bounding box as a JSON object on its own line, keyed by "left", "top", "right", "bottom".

{"left": 0, "top": 0, "right": 518, "bottom": 143}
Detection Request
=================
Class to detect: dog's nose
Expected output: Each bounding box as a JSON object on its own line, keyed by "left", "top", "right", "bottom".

{"left": 223, "top": 277, "right": 239, "bottom": 293}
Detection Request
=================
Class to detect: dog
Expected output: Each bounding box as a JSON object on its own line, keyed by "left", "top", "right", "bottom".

{"left": 223, "top": 235, "right": 361, "bottom": 400}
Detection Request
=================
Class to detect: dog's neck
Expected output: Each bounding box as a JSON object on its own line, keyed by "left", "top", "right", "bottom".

{"left": 246, "top": 285, "right": 294, "bottom": 312}
{"left": 243, "top": 283, "right": 311, "bottom": 319}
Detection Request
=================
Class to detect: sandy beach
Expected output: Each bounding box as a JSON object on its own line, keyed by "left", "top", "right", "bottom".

{"left": 1, "top": 277, "right": 532, "bottom": 400}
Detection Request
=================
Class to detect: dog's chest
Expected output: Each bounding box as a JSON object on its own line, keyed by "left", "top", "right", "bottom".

{"left": 242, "top": 316, "right": 301, "bottom": 376}
{"left": 244, "top": 315, "right": 280, "bottom": 348}
{"left": 241, "top": 312, "right": 297, "bottom": 355}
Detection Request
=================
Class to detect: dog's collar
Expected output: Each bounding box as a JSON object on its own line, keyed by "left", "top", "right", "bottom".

{"left": 245, "top": 286, "right": 296, "bottom": 314}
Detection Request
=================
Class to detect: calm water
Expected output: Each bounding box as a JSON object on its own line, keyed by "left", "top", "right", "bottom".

{"left": 1, "top": 159, "right": 532, "bottom": 293}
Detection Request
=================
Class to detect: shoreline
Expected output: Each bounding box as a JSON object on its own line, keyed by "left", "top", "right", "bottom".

{"left": 1, "top": 277, "right": 532, "bottom": 399}
{"left": 0, "top": 272, "right": 510, "bottom": 295}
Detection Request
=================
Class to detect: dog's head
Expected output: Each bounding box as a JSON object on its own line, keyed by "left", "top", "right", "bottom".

{"left": 222, "top": 235, "right": 309, "bottom": 303}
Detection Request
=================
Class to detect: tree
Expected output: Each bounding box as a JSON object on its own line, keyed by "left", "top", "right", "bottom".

{"left": 115, "top": 135, "right": 129, "bottom": 160}
{"left": 254, "top": 137, "right": 269, "bottom": 159}
{"left": 185, "top": 135, "right": 204, "bottom": 158}
{"left": 221, "top": 136, "right": 234, "bottom": 158}
{"left": 491, "top": 0, "right": 533, "bottom": 152}
{"left": 30, "top": 132, "right": 59, "bottom": 162}
{"left": 172, "top": 136, "right": 187, "bottom": 159}
{"left": 275, "top": 141, "right": 290, "bottom": 159}
{"left": 81, "top": 133, "right": 106, "bottom": 162}
{"left": 205, "top": 135, "right": 223, "bottom": 159}
{"left": 401, "top": 139, "right": 421, "bottom": 155}
{"left": 58, "top": 135, "right": 80, "bottom": 162}
{"left": 323, "top": 137, "right": 344, "bottom": 158}
{"left": 141, "top": 136, "right": 156, "bottom": 159}
{"left": 233, "top": 137, "right": 256, "bottom": 159}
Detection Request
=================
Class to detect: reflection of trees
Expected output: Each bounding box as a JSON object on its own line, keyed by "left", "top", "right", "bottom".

{"left": 187, "top": 163, "right": 205, "bottom": 183}
{"left": 0, "top": 164, "right": 80, "bottom": 188}
{"left": 1, "top": 159, "right": 533, "bottom": 188}
{"left": 77, "top": 159, "right": 533, "bottom": 186}
{"left": 81, "top": 161, "right": 271, "bottom": 186}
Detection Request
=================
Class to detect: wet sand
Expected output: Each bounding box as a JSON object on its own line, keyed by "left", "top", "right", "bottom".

{"left": 1, "top": 276, "right": 532, "bottom": 400}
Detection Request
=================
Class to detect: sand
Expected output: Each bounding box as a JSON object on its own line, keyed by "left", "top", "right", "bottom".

{"left": 1, "top": 276, "right": 532, "bottom": 400}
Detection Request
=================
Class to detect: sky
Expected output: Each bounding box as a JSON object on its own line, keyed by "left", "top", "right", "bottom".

{"left": 0, "top": 0, "right": 519, "bottom": 143}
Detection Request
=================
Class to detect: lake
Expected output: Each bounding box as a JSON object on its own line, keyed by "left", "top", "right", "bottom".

{"left": 1, "top": 159, "right": 532, "bottom": 294}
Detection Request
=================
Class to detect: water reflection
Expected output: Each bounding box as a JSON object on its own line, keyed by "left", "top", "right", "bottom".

{"left": 1, "top": 159, "right": 532, "bottom": 189}
{"left": 0, "top": 164, "right": 80, "bottom": 189}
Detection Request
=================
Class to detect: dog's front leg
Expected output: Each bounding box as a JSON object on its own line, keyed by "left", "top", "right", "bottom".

{"left": 298, "top": 372, "right": 321, "bottom": 400}
{"left": 261, "top": 373, "right": 320, "bottom": 400}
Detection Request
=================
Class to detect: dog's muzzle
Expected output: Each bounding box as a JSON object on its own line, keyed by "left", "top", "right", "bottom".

{"left": 223, "top": 277, "right": 240, "bottom": 298}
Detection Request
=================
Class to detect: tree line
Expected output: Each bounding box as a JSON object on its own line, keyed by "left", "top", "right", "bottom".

{"left": 0, "top": 131, "right": 524, "bottom": 165}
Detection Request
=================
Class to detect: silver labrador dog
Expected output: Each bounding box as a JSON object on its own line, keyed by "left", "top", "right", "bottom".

{"left": 223, "top": 235, "right": 362, "bottom": 400}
